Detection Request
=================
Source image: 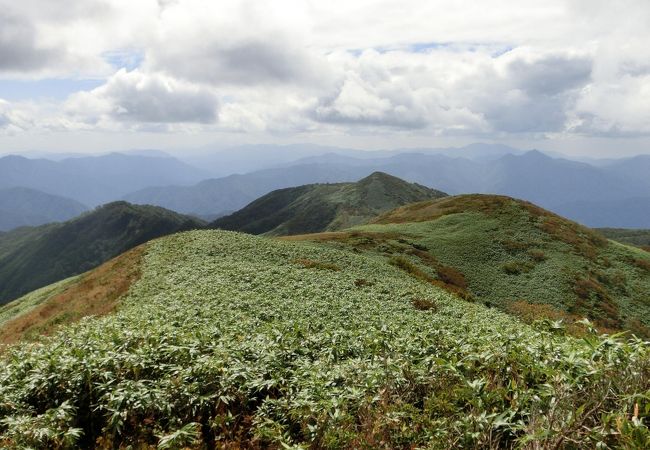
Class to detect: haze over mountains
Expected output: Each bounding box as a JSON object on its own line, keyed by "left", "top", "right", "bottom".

{"left": 1, "top": 143, "right": 650, "bottom": 228}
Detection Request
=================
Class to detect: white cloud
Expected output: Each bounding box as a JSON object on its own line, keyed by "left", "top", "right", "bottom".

{"left": 1, "top": 0, "right": 650, "bottom": 151}
{"left": 65, "top": 69, "right": 219, "bottom": 126}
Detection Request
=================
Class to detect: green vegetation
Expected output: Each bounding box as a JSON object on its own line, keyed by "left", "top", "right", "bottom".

{"left": 1, "top": 230, "right": 649, "bottom": 448}
{"left": 599, "top": 228, "right": 650, "bottom": 251}
{"left": 290, "top": 195, "right": 650, "bottom": 336}
{"left": 0, "top": 201, "right": 204, "bottom": 305}
{"left": 212, "top": 172, "right": 446, "bottom": 236}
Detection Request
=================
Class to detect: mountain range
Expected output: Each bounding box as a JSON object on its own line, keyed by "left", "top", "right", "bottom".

{"left": 1, "top": 173, "right": 648, "bottom": 447}
{"left": 2, "top": 144, "right": 650, "bottom": 230}
{"left": 123, "top": 149, "right": 650, "bottom": 227}
{"left": 0, "top": 153, "right": 208, "bottom": 206}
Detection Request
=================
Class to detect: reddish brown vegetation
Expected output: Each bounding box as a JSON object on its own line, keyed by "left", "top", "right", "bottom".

{"left": 633, "top": 258, "right": 650, "bottom": 272}
{"left": 572, "top": 277, "right": 622, "bottom": 330}
{"left": 0, "top": 245, "right": 145, "bottom": 345}
{"left": 508, "top": 300, "right": 623, "bottom": 337}
{"left": 411, "top": 298, "right": 438, "bottom": 311}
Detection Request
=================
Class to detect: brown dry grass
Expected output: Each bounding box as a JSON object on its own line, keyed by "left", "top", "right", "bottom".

{"left": 0, "top": 244, "right": 145, "bottom": 345}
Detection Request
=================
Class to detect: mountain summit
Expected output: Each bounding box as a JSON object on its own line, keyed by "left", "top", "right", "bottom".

{"left": 211, "top": 172, "right": 447, "bottom": 236}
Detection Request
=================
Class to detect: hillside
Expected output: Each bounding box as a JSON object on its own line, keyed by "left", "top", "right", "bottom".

{"left": 0, "top": 153, "right": 208, "bottom": 206}
{"left": 0, "top": 187, "right": 87, "bottom": 231}
{"left": 287, "top": 194, "right": 650, "bottom": 335}
{"left": 1, "top": 230, "right": 648, "bottom": 448}
{"left": 599, "top": 228, "right": 650, "bottom": 251}
{"left": 211, "top": 172, "right": 447, "bottom": 236}
{"left": 0, "top": 202, "right": 203, "bottom": 304}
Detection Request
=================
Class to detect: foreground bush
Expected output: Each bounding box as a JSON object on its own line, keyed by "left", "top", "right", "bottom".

{"left": 1, "top": 231, "right": 649, "bottom": 448}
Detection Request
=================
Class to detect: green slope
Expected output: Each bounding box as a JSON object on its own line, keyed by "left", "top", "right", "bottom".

{"left": 598, "top": 228, "right": 650, "bottom": 250}
{"left": 289, "top": 194, "right": 650, "bottom": 335}
{"left": 211, "top": 172, "right": 446, "bottom": 236}
{"left": 0, "top": 201, "right": 203, "bottom": 305}
{"left": 1, "top": 230, "right": 649, "bottom": 448}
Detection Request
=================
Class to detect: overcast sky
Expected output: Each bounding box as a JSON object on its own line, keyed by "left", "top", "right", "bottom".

{"left": 1, "top": 0, "right": 649, "bottom": 157}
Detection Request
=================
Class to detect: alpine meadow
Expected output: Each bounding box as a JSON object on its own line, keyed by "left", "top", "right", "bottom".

{"left": 2, "top": 1, "right": 650, "bottom": 449}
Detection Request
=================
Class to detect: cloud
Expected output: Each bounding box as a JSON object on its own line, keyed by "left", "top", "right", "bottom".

{"left": 1, "top": 0, "right": 650, "bottom": 150}
{"left": 0, "top": 11, "right": 61, "bottom": 73}
{"left": 66, "top": 69, "right": 219, "bottom": 125}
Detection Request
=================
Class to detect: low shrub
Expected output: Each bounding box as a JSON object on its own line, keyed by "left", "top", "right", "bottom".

{"left": 411, "top": 298, "right": 438, "bottom": 311}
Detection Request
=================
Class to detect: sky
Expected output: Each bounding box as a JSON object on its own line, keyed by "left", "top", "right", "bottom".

{"left": 1, "top": 0, "right": 650, "bottom": 157}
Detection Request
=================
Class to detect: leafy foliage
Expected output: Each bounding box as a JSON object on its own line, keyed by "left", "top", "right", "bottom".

{"left": 1, "top": 230, "right": 649, "bottom": 448}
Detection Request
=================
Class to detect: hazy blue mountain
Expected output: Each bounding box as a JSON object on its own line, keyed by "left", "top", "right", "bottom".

{"left": 0, "top": 153, "right": 208, "bottom": 206}
{"left": 483, "top": 151, "right": 639, "bottom": 208}
{"left": 0, "top": 187, "right": 88, "bottom": 231}
{"left": 603, "top": 155, "right": 650, "bottom": 191}
{"left": 122, "top": 150, "right": 650, "bottom": 225}
{"left": 177, "top": 144, "right": 352, "bottom": 177}
{"left": 174, "top": 143, "right": 526, "bottom": 177}
{"left": 554, "top": 197, "right": 650, "bottom": 228}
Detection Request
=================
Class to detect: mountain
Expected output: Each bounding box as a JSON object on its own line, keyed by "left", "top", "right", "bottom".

{"left": 598, "top": 228, "right": 650, "bottom": 250}
{"left": 287, "top": 194, "right": 650, "bottom": 335}
{"left": 211, "top": 172, "right": 447, "bottom": 236}
{"left": 1, "top": 228, "right": 648, "bottom": 447}
{"left": 126, "top": 150, "right": 650, "bottom": 226}
{"left": 0, "top": 201, "right": 204, "bottom": 304}
{"left": 124, "top": 163, "right": 371, "bottom": 216}
{"left": 484, "top": 150, "right": 639, "bottom": 208}
{"left": 553, "top": 197, "right": 650, "bottom": 228}
{"left": 603, "top": 155, "right": 650, "bottom": 191}
{"left": 0, "top": 187, "right": 87, "bottom": 231}
{"left": 0, "top": 153, "right": 208, "bottom": 206}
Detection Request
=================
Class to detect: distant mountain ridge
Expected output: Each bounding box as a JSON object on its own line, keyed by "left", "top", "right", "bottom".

{"left": 125, "top": 150, "right": 650, "bottom": 226}
{"left": 0, "top": 187, "right": 87, "bottom": 231}
{"left": 211, "top": 172, "right": 447, "bottom": 236}
{"left": 0, "top": 153, "right": 208, "bottom": 206}
{"left": 0, "top": 202, "right": 204, "bottom": 304}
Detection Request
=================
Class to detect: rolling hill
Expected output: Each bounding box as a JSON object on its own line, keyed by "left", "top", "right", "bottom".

{"left": 211, "top": 172, "right": 447, "bottom": 236}
{"left": 286, "top": 194, "right": 650, "bottom": 335}
{"left": 0, "top": 229, "right": 648, "bottom": 448}
{"left": 0, "top": 201, "right": 204, "bottom": 304}
{"left": 0, "top": 187, "right": 87, "bottom": 231}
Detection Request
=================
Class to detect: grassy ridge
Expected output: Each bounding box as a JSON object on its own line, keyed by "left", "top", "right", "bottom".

{"left": 290, "top": 195, "right": 650, "bottom": 335}
{"left": 0, "top": 230, "right": 648, "bottom": 448}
